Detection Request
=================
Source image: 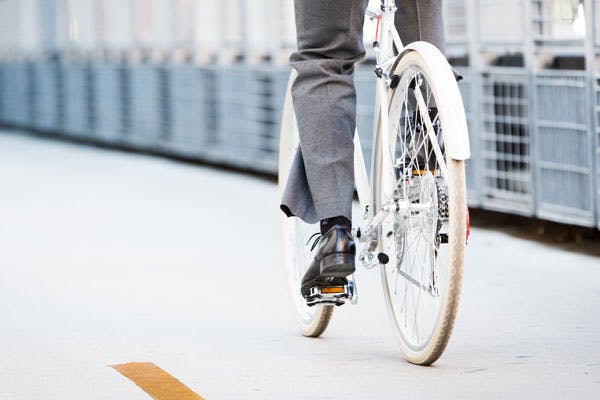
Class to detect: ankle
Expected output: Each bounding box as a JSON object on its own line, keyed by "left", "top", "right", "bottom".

{"left": 320, "top": 216, "right": 351, "bottom": 234}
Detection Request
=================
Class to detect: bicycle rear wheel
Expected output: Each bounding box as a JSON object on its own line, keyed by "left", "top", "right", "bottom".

{"left": 279, "top": 71, "right": 334, "bottom": 337}
{"left": 375, "top": 44, "right": 468, "bottom": 365}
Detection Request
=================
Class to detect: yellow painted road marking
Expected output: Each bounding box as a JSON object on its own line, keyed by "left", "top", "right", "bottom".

{"left": 111, "top": 362, "right": 205, "bottom": 400}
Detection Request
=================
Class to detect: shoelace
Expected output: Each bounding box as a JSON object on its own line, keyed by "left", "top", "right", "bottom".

{"left": 306, "top": 232, "right": 322, "bottom": 251}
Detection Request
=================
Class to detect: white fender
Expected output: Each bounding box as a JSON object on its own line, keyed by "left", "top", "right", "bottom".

{"left": 397, "top": 42, "right": 471, "bottom": 160}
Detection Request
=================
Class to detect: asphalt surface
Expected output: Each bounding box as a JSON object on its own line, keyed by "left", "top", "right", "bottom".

{"left": 1, "top": 131, "right": 599, "bottom": 399}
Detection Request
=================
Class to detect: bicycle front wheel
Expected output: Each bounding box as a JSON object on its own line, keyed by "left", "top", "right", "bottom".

{"left": 278, "top": 70, "right": 334, "bottom": 337}
{"left": 375, "top": 44, "right": 468, "bottom": 365}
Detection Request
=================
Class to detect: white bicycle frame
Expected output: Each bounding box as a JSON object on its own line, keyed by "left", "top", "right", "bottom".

{"left": 353, "top": 0, "right": 471, "bottom": 268}
{"left": 353, "top": 0, "right": 401, "bottom": 224}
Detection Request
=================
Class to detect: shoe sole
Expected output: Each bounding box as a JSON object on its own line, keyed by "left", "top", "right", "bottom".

{"left": 320, "top": 253, "right": 356, "bottom": 278}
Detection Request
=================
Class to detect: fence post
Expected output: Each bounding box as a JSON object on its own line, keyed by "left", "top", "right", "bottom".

{"left": 465, "top": 0, "right": 483, "bottom": 206}
{"left": 586, "top": 0, "right": 599, "bottom": 227}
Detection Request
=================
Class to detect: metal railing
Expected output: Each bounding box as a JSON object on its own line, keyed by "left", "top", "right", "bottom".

{"left": 1, "top": 0, "right": 600, "bottom": 229}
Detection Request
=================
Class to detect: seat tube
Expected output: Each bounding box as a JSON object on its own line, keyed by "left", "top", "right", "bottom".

{"left": 380, "top": 0, "right": 398, "bottom": 55}
{"left": 380, "top": 0, "right": 404, "bottom": 54}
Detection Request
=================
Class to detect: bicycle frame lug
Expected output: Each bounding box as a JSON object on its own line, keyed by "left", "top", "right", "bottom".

{"left": 366, "top": 1, "right": 384, "bottom": 18}
{"left": 360, "top": 252, "right": 375, "bottom": 269}
{"left": 359, "top": 246, "right": 384, "bottom": 270}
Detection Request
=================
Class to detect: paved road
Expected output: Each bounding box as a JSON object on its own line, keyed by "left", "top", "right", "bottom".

{"left": 1, "top": 131, "right": 599, "bottom": 399}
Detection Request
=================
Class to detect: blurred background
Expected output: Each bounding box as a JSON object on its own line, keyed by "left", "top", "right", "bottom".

{"left": 0, "top": 0, "right": 598, "bottom": 229}
{"left": 1, "top": 2, "right": 599, "bottom": 398}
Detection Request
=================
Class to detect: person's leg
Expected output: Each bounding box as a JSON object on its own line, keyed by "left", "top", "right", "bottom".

{"left": 395, "top": 0, "right": 445, "bottom": 52}
{"left": 280, "top": 0, "right": 369, "bottom": 226}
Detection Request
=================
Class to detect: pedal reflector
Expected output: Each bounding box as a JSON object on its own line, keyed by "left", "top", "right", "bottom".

{"left": 321, "top": 286, "right": 344, "bottom": 294}
{"left": 412, "top": 169, "right": 436, "bottom": 176}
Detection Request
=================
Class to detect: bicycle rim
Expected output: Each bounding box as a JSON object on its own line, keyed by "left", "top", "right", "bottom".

{"left": 377, "top": 50, "right": 467, "bottom": 365}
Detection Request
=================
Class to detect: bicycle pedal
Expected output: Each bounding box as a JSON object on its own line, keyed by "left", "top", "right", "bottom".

{"left": 305, "top": 285, "right": 350, "bottom": 307}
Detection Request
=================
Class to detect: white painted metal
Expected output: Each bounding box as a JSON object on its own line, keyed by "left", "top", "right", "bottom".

{"left": 0, "top": 0, "right": 43, "bottom": 58}
{"left": 193, "top": 0, "right": 221, "bottom": 60}
{"left": 131, "top": 0, "right": 177, "bottom": 54}
{"left": 479, "top": 0, "right": 526, "bottom": 48}
{"left": 65, "top": 0, "right": 98, "bottom": 53}
{"left": 173, "top": 0, "right": 195, "bottom": 54}
{"left": 97, "top": 0, "right": 136, "bottom": 52}
{"left": 220, "top": 0, "right": 244, "bottom": 62}
{"left": 18, "top": 0, "right": 42, "bottom": 57}
{"left": 353, "top": 133, "right": 371, "bottom": 213}
{"left": 151, "top": 0, "right": 177, "bottom": 51}
{"left": 245, "top": 0, "right": 275, "bottom": 62}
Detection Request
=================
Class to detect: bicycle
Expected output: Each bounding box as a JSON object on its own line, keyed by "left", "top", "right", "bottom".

{"left": 278, "top": 0, "right": 471, "bottom": 366}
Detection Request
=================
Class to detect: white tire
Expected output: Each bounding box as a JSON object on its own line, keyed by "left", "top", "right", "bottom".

{"left": 375, "top": 43, "right": 468, "bottom": 365}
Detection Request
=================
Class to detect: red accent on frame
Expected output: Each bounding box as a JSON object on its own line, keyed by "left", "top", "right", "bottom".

{"left": 375, "top": 16, "right": 381, "bottom": 41}
{"left": 466, "top": 207, "right": 471, "bottom": 243}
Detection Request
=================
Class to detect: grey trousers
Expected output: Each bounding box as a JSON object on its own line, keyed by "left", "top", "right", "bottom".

{"left": 280, "top": 0, "right": 445, "bottom": 224}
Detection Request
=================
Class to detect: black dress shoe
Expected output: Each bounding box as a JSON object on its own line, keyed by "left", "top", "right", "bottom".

{"left": 300, "top": 225, "right": 356, "bottom": 298}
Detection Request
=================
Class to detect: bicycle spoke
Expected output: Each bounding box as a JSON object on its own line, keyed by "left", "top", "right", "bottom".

{"left": 382, "top": 65, "right": 454, "bottom": 350}
{"left": 413, "top": 80, "right": 447, "bottom": 178}
{"left": 378, "top": 43, "right": 467, "bottom": 365}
